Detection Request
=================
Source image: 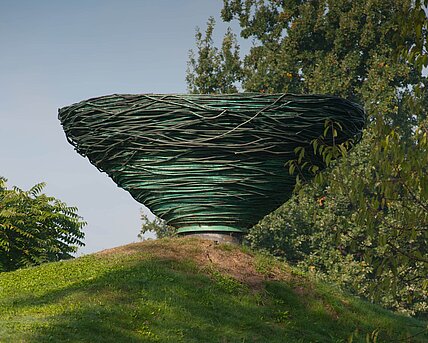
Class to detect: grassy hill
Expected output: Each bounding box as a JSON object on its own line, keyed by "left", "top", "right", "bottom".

{"left": 0, "top": 238, "right": 426, "bottom": 343}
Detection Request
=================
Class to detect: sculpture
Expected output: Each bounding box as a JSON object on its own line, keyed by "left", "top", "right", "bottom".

{"left": 59, "top": 93, "right": 365, "bottom": 239}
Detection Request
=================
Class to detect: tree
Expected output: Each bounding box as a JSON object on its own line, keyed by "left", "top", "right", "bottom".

{"left": 187, "top": 17, "right": 243, "bottom": 94}
{"left": 187, "top": 0, "right": 427, "bottom": 315}
{"left": 0, "top": 177, "right": 86, "bottom": 272}
{"left": 249, "top": 131, "right": 428, "bottom": 315}
{"left": 138, "top": 212, "right": 175, "bottom": 240}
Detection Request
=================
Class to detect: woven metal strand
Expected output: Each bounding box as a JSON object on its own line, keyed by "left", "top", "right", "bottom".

{"left": 58, "top": 93, "right": 365, "bottom": 233}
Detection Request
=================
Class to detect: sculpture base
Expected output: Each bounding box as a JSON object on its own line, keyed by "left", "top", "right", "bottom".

{"left": 178, "top": 231, "right": 243, "bottom": 245}
{"left": 177, "top": 225, "right": 243, "bottom": 234}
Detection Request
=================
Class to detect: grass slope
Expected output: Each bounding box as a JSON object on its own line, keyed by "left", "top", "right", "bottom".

{"left": 0, "top": 238, "right": 426, "bottom": 343}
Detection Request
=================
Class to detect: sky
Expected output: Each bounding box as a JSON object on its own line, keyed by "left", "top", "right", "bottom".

{"left": 0, "top": 0, "right": 251, "bottom": 254}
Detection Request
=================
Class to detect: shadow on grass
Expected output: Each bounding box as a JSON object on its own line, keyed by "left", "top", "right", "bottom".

{"left": 3, "top": 257, "right": 427, "bottom": 343}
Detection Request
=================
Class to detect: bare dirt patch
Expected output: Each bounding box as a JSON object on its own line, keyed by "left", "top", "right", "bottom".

{"left": 96, "top": 237, "right": 292, "bottom": 291}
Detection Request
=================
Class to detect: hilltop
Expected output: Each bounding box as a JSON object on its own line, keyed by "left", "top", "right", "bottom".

{"left": 0, "top": 238, "right": 426, "bottom": 342}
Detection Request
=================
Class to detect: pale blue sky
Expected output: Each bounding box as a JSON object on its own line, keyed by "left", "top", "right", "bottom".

{"left": 0, "top": 0, "right": 250, "bottom": 254}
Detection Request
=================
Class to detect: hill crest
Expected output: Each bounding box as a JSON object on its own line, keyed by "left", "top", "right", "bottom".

{"left": 1, "top": 238, "right": 427, "bottom": 342}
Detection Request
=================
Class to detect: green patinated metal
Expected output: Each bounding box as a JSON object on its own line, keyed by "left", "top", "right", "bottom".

{"left": 58, "top": 93, "right": 365, "bottom": 234}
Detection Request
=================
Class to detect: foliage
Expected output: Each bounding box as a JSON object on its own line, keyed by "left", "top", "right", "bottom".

{"left": 187, "top": 17, "right": 243, "bottom": 94}
{"left": 186, "top": 0, "right": 428, "bottom": 315}
{"left": 248, "top": 136, "right": 427, "bottom": 315}
{"left": 138, "top": 212, "right": 176, "bottom": 240}
{"left": 0, "top": 177, "right": 85, "bottom": 272}
{"left": 0, "top": 238, "right": 426, "bottom": 342}
{"left": 396, "top": 0, "right": 428, "bottom": 75}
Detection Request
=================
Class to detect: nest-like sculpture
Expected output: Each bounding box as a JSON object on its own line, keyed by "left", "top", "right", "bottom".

{"left": 59, "top": 93, "right": 365, "bottom": 234}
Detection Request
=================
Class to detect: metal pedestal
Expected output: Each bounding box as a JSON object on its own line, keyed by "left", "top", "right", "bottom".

{"left": 179, "top": 231, "right": 242, "bottom": 245}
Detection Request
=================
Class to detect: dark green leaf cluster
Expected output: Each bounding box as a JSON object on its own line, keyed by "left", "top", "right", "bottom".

{"left": 0, "top": 177, "right": 85, "bottom": 272}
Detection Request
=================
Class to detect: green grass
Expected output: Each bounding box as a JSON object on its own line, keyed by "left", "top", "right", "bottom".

{"left": 0, "top": 238, "right": 426, "bottom": 342}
